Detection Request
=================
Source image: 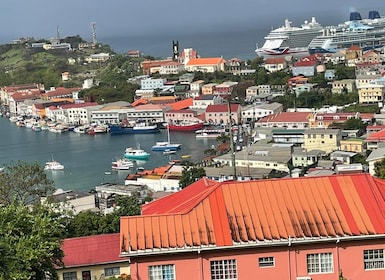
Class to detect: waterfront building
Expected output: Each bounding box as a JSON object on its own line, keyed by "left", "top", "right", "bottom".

{"left": 121, "top": 173, "right": 385, "bottom": 280}
{"left": 58, "top": 233, "right": 130, "bottom": 280}
{"left": 46, "top": 102, "right": 101, "bottom": 125}
{"left": 8, "top": 89, "right": 42, "bottom": 116}
{"left": 205, "top": 103, "right": 241, "bottom": 125}
{"left": 303, "top": 128, "right": 341, "bottom": 154}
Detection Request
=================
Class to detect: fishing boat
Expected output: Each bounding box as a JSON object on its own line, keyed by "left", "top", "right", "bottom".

{"left": 151, "top": 126, "right": 182, "bottom": 151}
{"left": 124, "top": 146, "right": 150, "bottom": 160}
{"left": 44, "top": 160, "right": 64, "bottom": 170}
{"left": 168, "top": 121, "right": 203, "bottom": 131}
{"left": 112, "top": 158, "right": 134, "bottom": 170}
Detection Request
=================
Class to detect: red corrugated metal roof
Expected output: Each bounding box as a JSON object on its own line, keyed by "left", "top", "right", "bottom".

{"left": 258, "top": 112, "right": 311, "bottom": 123}
{"left": 170, "top": 98, "right": 193, "bottom": 110}
{"left": 121, "top": 174, "right": 385, "bottom": 253}
{"left": 367, "top": 129, "right": 385, "bottom": 141}
{"left": 61, "top": 233, "right": 123, "bottom": 267}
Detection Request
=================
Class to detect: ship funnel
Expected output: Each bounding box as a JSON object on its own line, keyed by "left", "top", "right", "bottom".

{"left": 368, "top": 10, "right": 380, "bottom": 19}
{"left": 350, "top": 12, "right": 362, "bottom": 21}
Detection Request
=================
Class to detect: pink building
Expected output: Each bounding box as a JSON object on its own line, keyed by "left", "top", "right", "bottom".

{"left": 205, "top": 103, "right": 240, "bottom": 125}
{"left": 120, "top": 174, "right": 385, "bottom": 280}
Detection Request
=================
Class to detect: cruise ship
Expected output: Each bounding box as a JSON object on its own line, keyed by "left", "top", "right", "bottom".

{"left": 255, "top": 17, "right": 323, "bottom": 58}
{"left": 308, "top": 11, "right": 385, "bottom": 54}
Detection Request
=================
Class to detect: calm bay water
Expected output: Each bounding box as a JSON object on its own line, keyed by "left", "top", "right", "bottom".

{"left": 0, "top": 117, "right": 216, "bottom": 192}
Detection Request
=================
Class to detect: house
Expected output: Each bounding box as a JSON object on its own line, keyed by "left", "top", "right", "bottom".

{"left": 205, "top": 103, "right": 241, "bottom": 125}
{"left": 256, "top": 112, "right": 313, "bottom": 129}
{"left": 57, "top": 233, "right": 130, "bottom": 280}
{"left": 291, "top": 57, "right": 317, "bottom": 77}
{"left": 308, "top": 112, "right": 360, "bottom": 129}
{"left": 191, "top": 94, "right": 224, "bottom": 110}
{"left": 241, "top": 102, "right": 283, "bottom": 123}
{"left": 331, "top": 79, "right": 356, "bottom": 94}
{"left": 366, "top": 129, "right": 385, "bottom": 150}
{"left": 159, "top": 61, "right": 184, "bottom": 75}
{"left": 185, "top": 57, "right": 226, "bottom": 73}
{"left": 263, "top": 57, "right": 287, "bottom": 72}
{"left": 291, "top": 147, "right": 321, "bottom": 167}
{"left": 357, "top": 83, "right": 385, "bottom": 104}
{"left": 201, "top": 83, "right": 218, "bottom": 95}
{"left": 272, "top": 129, "right": 305, "bottom": 145}
{"left": 294, "top": 83, "right": 317, "bottom": 96}
{"left": 366, "top": 147, "right": 385, "bottom": 175}
{"left": 245, "top": 85, "right": 274, "bottom": 103}
{"left": 141, "top": 59, "right": 173, "bottom": 75}
{"left": 120, "top": 173, "right": 385, "bottom": 280}
{"left": 330, "top": 151, "right": 357, "bottom": 164}
{"left": 340, "top": 137, "right": 366, "bottom": 153}
{"left": 303, "top": 128, "right": 341, "bottom": 154}
{"left": 288, "top": 76, "right": 309, "bottom": 91}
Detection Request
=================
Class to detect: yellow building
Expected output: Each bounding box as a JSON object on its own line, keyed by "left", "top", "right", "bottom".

{"left": 303, "top": 129, "right": 341, "bottom": 154}
{"left": 340, "top": 137, "right": 366, "bottom": 153}
{"left": 358, "top": 83, "right": 385, "bottom": 104}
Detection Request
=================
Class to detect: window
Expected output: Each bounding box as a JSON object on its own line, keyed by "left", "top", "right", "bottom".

{"left": 63, "top": 272, "right": 77, "bottom": 280}
{"left": 364, "top": 249, "right": 384, "bottom": 270}
{"left": 259, "top": 256, "right": 275, "bottom": 267}
{"left": 307, "top": 253, "right": 333, "bottom": 273}
{"left": 210, "top": 259, "right": 237, "bottom": 280}
{"left": 105, "top": 267, "right": 120, "bottom": 277}
{"left": 149, "top": 264, "right": 175, "bottom": 280}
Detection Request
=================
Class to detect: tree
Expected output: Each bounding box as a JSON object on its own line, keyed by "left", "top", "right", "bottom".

{"left": 0, "top": 201, "right": 65, "bottom": 279}
{"left": 374, "top": 158, "right": 385, "bottom": 179}
{"left": 0, "top": 160, "right": 55, "bottom": 206}
{"left": 179, "top": 165, "right": 206, "bottom": 189}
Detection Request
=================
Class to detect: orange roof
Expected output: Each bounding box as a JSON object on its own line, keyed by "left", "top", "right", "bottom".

{"left": 121, "top": 173, "right": 385, "bottom": 254}
{"left": 186, "top": 57, "right": 226, "bottom": 66}
{"left": 131, "top": 98, "right": 148, "bottom": 106}
{"left": 169, "top": 98, "right": 193, "bottom": 110}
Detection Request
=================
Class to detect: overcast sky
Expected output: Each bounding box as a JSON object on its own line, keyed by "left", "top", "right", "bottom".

{"left": 1, "top": 1, "right": 385, "bottom": 47}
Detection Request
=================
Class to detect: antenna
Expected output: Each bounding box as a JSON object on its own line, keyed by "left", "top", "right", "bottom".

{"left": 91, "top": 22, "right": 97, "bottom": 44}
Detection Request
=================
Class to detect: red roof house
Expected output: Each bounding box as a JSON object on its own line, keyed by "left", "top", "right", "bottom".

{"left": 121, "top": 173, "right": 385, "bottom": 280}
{"left": 58, "top": 233, "right": 130, "bottom": 279}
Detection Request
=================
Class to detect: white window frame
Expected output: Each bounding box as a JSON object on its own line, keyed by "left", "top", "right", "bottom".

{"left": 149, "top": 264, "right": 175, "bottom": 280}
{"left": 63, "top": 271, "right": 77, "bottom": 280}
{"left": 306, "top": 252, "right": 333, "bottom": 274}
{"left": 104, "top": 267, "right": 120, "bottom": 277}
{"left": 364, "top": 249, "right": 384, "bottom": 270}
{"left": 210, "top": 259, "right": 238, "bottom": 280}
{"left": 258, "top": 256, "right": 275, "bottom": 267}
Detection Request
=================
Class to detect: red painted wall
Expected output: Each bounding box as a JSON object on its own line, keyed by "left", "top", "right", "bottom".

{"left": 129, "top": 239, "right": 385, "bottom": 280}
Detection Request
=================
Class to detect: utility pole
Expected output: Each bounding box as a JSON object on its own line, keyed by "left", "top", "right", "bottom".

{"left": 227, "top": 99, "right": 237, "bottom": 181}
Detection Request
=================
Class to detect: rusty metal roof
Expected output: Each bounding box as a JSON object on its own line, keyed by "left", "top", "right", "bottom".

{"left": 121, "top": 174, "right": 385, "bottom": 253}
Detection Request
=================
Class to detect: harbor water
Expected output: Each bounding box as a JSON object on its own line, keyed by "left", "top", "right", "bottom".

{"left": 0, "top": 117, "right": 217, "bottom": 192}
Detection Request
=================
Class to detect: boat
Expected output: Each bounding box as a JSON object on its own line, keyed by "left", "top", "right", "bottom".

{"left": 44, "top": 160, "right": 64, "bottom": 171}
{"left": 112, "top": 158, "right": 134, "bottom": 170}
{"left": 195, "top": 128, "right": 226, "bottom": 138}
{"left": 73, "top": 125, "right": 90, "bottom": 134}
{"left": 163, "top": 149, "right": 177, "bottom": 155}
{"left": 124, "top": 146, "right": 150, "bottom": 160}
{"left": 308, "top": 11, "right": 385, "bottom": 54}
{"left": 255, "top": 16, "right": 323, "bottom": 58}
{"left": 151, "top": 126, "right": 182, "bottom": 151}
{"left": 168, "top": 121, "right": 203, "bottom": 131}
{"left": 109, "top": 121, "right": 160, "bottom": 135}
{"left": 181, "top": 154, "right": 191, "bottom": 159}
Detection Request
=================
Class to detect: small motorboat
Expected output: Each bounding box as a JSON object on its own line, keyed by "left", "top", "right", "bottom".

{"left": 163, "top": 149, "right": 176, "bottom": 155}
{"left": 112, "top": 158, "right": 134, "bottom": 170}
{"left": 181, "top": 154, "right": 191, "bottom": 159}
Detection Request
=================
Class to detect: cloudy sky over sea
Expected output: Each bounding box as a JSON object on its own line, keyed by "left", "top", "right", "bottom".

{"left": 1, "top": 1, "right": 385, "bottom": 59}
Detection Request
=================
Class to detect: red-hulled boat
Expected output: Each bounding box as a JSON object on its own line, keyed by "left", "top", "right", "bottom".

{"left": 168, "top": 121, "right": 203, "bottom": 131}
